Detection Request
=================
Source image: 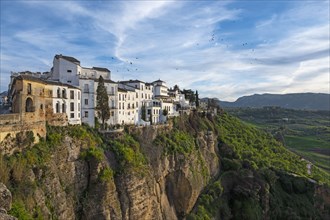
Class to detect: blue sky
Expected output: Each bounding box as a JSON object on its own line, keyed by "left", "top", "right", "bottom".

{"left": 0, "top": 0, "right": 329, "bottom": 101}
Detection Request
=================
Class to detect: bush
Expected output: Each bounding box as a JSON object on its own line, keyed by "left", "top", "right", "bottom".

{"left": 99, "top": 167, "right": 114, "bottom": 182}
{"left": 80, "top": 147, "right": 104, "bottom": 162}
{"left": 8, "top": 201, "right": 33, "bottom": 220}
{"left": 222, "top": 158, "right": 242, "bottom": 171}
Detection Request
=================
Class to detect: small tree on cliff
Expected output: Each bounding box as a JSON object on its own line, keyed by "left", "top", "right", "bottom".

{"left": 195, "top": 90, "right": 199, "bottom": 108}
{"left": 96, "top": 76, "right": 110, "bottom": 129}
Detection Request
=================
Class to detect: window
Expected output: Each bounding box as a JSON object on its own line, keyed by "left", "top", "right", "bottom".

{"left": 57, "top": 88, "right": 61, "bottom": 98}
{"left": 67, "top": 70, "right": 72, "bottom": 73}
{"left": 84, "top": 84, "right": 89, "bottom": 93}
{"left": 78, "top": 103, "right": 80, "bottom": 111}
{"left": 70, "top": 91, "right": 74, "bottom": 99}
{"left": 136, "top": 102, "right": 138, "bottom": 107}
{"left": 119, "top": 94, "right": 121, "bottom": 101}
{"left": 136, "top": 93, "right": 138, "bottom": 98}
{"left": 111, "top": 87, "right": 114, "bottom": 95}
{"left": 67, "top": 81, "right": 71, "bottom": 83}
{"left": 84, "top": 99, "right": 88, "bottom": 105}
{"left": 142, "top": 93, "right": 144, "bottom": 98}
{"left": 128, "top": 103, "right": 130, "bottom": 109}
{"left": 111, "top": 100, "right": 115, "bottom": 108}
{"left": 70, "top": 102, "right": 74, "bottom": 111}
{"left": 78, "top": 91, "right": 80, "bottom": 100}
{"left": 70, "top": 113, "right": 74, "bottom": 118}
{"left": 111, "top": 111, "right": 114, "bottom": 117}
{"left": 62, "top": 103, "right": 66, "bottom": 113}
{"left": 40, "top": 104, "right": 43, "bottom": 110}
{"left": 62, "top": 89, "right": 66, "bottom": 98}
{"left": 84, "top": 111, "right": 88, "bottom": 118}
{"left": 119, "top": 103, "right": 121, "bottom": 109}
{"left": 27, "top": 83, "right": 32, "bottom": 95}
{"left": 56, "top": 102, "right": 60, "bottom": 113}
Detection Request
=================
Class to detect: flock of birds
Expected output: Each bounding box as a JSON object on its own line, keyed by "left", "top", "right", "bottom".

{"left": 112, "top": 31, "right": 260, "bottom": 75}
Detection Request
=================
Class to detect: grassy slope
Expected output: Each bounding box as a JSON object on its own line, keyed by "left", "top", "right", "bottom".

{"left": 226, "top": 107, "right": 330, "bottom": 173}
{"left": 188, "top": 112, "right": 330, "bottom": 220}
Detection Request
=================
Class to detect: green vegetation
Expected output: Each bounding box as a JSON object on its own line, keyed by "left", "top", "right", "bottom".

{"left": 108, "top": 134, "right": 147, "bottom": 173}
{"left": 8, "top": 201, "right": 34, "bottom": 220}
{"left": 1, "top": 124, "right": 104, "bottom": 219}
{"left": 154, "top": 129, "right": 195, "bottom": 155}
{"left": 188, "top": 112, "right": 329, "bottom": 220}
{"left": 99, "top": 167, "right": 114, "bottom": 182}
{"left": 1, "top": 109, "right": 329, "bottom": 220}
{"left": 226, "top": 107, "right": 330, "bottom": 174}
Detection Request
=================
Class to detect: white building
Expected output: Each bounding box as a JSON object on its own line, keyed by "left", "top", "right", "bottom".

{"left": 143, "top": 100, "right": 162, "bottom": 124}
{"left": 117, "top": 85, "right": 139, "bottom": 125}
{"left": 47, "top": 82, "right": 81, "bottom": 125}
{"left": 152, "top": 79, "right": 169, "bottom": 98}
{"left": 80, "top": 78, "right": 118, "bottom": 127}
{"left": 119, "top": 80, "right": 154, "bottom": 125}
{"left": 51, "top": 54, "right": 116, "bottom": 127}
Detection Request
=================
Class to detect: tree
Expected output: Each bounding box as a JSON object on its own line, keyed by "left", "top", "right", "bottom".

{"left": 195, "top": 90, "right": 199, "bottom": 108}
{"left": 182, "top": 89, "right": 195, "bottom": 104}
{"left": 141, "top": 104, "right": 146, "bottom": 121}
{"left": 96, "top": 76, "right": 110, "bottom": 129}
{"left": 162, "top": 108, "right": 168, "bottom": 116}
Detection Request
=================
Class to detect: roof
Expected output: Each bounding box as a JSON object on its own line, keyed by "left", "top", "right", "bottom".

{"left": 120, "top": 79, "right": 145, "bottom": 84}
{"left": 13, "top": 75, "right": 80, "bottom": 89}
{"left": 55, "top": 54, "right": 80, "bottom": 64}
{"left": 118, "top": 88, "right": 128, "bottom": 93}
{"left": 118, "top": 83, "right": 137, "bottom": 92}
{"left": 92, "top": 67, "right": 110, "bottom": 72}
{"left": 153, "top": 79, "right": 165, "bottom": 83}
{"left": 94, "top": 78, "right": 116, "bottom": 84}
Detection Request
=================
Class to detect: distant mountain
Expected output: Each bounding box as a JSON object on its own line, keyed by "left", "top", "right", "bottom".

{"left": 218, "top": 93, "right": 330, "bottom": 110}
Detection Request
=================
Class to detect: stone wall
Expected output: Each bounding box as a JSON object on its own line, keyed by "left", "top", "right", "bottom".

{"left": 0, "top": 112, "right": 47, "bottom": 154}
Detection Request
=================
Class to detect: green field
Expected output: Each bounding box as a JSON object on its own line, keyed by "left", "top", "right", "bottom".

{"left": 226, "top": 107, "right": 330, "bottom": 174}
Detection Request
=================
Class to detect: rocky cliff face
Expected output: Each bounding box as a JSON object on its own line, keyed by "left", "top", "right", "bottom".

{"left": 0, "top": 183, "right": 17, "bottom": 220}
{"left": 0, "top": 119, "right": 219, "bottom": 220}
{"left": 0, "top": 113, "right": 329, "bottom": 220}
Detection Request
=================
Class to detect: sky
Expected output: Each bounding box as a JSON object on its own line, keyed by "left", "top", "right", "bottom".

{"left": 0, "top": 0, "right": 329, "bottom": 101}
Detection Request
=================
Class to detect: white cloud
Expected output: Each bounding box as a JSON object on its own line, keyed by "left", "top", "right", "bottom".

{"left": 0, "top": 0, "right": 329, "bottom": 101}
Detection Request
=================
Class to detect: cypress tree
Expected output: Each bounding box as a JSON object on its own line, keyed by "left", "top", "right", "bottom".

{"left": 96, "top": 76, "right": 110, "bottom": 129}
{"left": 195, "top": 90, "right": 199, "bottom": 108}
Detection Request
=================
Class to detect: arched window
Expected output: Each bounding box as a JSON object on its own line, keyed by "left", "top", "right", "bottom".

{"left": 56, "top": 102, "right": 60, "bottom": 113}
{"left": 62, "top": 102, "right": 66, "bottom": 113}
{"left": 57, "top": 88, "right": 61, "bottom": 98}
{"left": 62, "top": 89, "right": 66, "bottom": 98}
{"left": 25, "top": 97, "right": 34, "bottom": 112}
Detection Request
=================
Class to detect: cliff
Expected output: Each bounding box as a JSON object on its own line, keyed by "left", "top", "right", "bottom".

{"left": 0, "top": 112, "right": 329, "bottom": 219}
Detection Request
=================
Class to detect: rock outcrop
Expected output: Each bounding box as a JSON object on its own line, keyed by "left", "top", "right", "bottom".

{"left": 0, "top": 183, "right": 17, "bottom": 220}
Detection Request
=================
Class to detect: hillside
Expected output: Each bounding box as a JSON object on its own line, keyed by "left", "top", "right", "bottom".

{"left": 218, "top": 93, "right": 330, "bottom": 110}
{"left": 226, "top": 107, "right": 330, "bottom": 174}
{"left": 0, "top": 112, "right": 329, "bottom": 219}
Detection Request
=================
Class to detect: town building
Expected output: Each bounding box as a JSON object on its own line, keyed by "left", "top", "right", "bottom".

{"left": 10, "top": 75, "right": 81, "bottom": 125}
{"left": 4, "top": 54, "right": 195, "bottom": 130}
